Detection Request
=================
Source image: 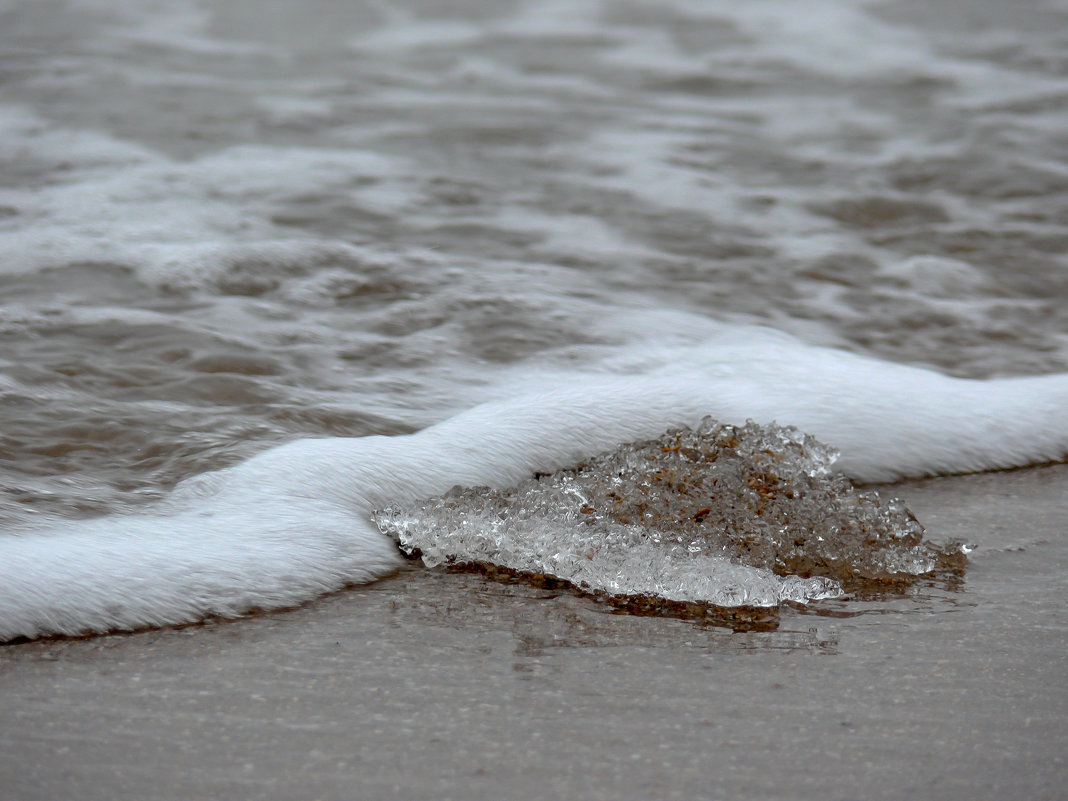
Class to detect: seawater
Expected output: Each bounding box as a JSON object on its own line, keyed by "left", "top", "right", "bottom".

{"left": 1, "top": 0, "right": 1067, "bottom": 633}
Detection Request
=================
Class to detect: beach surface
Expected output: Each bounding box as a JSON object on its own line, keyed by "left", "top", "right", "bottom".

{"left": 2, "top": 464, "right": 1065, "bottom": 801}
{"left": 2, "top": 1, "right": 1068, "bottom": 796}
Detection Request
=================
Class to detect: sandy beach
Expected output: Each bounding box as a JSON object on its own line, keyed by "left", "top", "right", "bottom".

{"left": 2, "top": 1, "right": 1067, "bottom": 797}
{"left": 2, "top": 464, "right": 1065, "bottom": 801}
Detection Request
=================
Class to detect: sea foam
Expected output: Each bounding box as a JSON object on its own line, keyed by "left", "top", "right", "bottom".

{"left": 2, "top": 339, "right": 1067, "bottom": 642}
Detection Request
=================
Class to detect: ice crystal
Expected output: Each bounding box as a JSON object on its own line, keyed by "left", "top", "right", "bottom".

{"left": 375, "top": 418, "right": 965, "bottom": 617}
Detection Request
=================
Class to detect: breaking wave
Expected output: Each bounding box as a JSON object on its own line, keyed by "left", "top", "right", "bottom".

{"left": 1, "top": 339, "right": 1066, "bottom": 643}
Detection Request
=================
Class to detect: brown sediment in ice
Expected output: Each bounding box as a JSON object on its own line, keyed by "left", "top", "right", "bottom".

{"left": 376, "top": 418, "right": 968, "bottom": 624}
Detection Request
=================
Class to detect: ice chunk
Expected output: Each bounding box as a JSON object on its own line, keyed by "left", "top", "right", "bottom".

{"left": 375, "top": 418, "right": 966, "bottom": 624}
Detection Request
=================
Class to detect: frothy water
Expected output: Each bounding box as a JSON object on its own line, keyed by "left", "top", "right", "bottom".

{"left": 1, "top": 0, "right": 1067, "bottom": 640}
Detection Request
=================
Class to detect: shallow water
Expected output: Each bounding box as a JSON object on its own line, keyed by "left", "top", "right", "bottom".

{"left": 2, "top": 0, "right": 1068, "bottom": 523}
{"left": 0, "top": 0, "right": 1067, "bottom": 796}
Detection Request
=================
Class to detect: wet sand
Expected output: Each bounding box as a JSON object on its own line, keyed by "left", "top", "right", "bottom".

{"left": 2, "top": 465, "right": 1066, "bottom": 801}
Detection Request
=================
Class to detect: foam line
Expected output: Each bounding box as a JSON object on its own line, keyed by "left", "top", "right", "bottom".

{"left": 2, "top": 340, "right": 1066, "bottom": 642}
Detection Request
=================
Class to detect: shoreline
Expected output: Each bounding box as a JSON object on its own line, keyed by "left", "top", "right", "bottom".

{"left": 2, "top": 464, "right": 1066, "bottom": 800}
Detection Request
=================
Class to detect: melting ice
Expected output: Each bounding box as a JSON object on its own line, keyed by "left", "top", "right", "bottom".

{"left": 375, "top": 418, "right": 966, "bottom": 616}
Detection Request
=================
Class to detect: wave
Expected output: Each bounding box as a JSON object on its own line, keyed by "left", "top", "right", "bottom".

{"left": 2, "top": 335, "right": 1067, "bottom": 642}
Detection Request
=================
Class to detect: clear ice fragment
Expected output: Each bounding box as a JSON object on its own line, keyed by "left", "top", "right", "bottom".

{"left": 374, "top": 418, "right": 966, "bottom": 619}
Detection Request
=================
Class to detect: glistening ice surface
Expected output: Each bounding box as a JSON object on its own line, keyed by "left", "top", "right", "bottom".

{"left": 376, "top": 419, "right": 964, "bottom": 612}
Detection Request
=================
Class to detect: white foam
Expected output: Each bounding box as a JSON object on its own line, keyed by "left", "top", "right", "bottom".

{"left": 74, "top": 0, "right": 267, "bottom": 56}
{"left": 493, "top": 0, "right": 606, "bottom": 38}
{"left": 600, "top": 27, "right": 704, "bottom": 74}
{"left": 0, "top": 108, "right": 404, "bottom": 282}
{"left": 720, "top": 0, "right": 931, "bottom": 78}
{"left": 353, "top": 18, "right": 482, "bottom": 53}
{"left": 486, "top": 207, "right": 652, "bottom": 259}
{"left": 880, "top": 256, "right": 991, "bottom": 298}
{"left": 2, "top": 332, "right": 1067, "bottom": 641}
